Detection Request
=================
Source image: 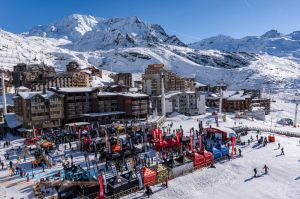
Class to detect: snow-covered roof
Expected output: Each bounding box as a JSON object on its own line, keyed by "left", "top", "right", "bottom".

{"left": 194, "top": 82, "right": 207, "bottom": 87}
{"left": 17, "top": 91, "right": 55, "bottom": 100}
{"left": 224, "top": 90, "right": 251, "bottom": 101}
{"left": 81, "top": 111, "right": 126, "bottom": 117}
{"left": 81, "top": 69, "right": 92, "bottom": 74}
{"left": 165, "top": 91, "right": 182, "bottom": 99}
{"left": 51, "top": 87, "right": 97, "bottom": 93}
{"left": 4, "top": 113, "right": 22, "bottom": 128}
{"left": 98, "top": 92, "right": 119, "bottom": 96}
{"left": 16, "top": 86, "right": 29, "bottom": 90}
{"left": 120, "top": 92, "right": 149, "bottom": 98}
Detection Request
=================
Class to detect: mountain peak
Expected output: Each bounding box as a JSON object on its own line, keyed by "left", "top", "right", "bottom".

{"left": 261, "top": 29, "right": 282, "bottom": 38}
{"left": 27, "top": 14, "right": 185, "bottom": 50}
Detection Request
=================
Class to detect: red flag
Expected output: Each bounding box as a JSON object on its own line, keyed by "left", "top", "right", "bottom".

{"left": 98, "top": 175, "right": 104, "bottom": 199}
{"left": 198, "top": 135, "right": 202, "bottom": 153}
{"left": 153, "top": 128, "right": 157, "bottom": 142}
{"left": 159, "top": 129, "right": 163, "bottom": 146}
{"left": 231, "top": 137, "right": 235, "bottom": 157}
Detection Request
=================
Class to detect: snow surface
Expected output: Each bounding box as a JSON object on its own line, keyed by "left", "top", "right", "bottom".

{"left": 122, "top": 113, "right": 300, "bottom": 199}
{"left": 189, "top": 29, "right": 300, "bottom": 61}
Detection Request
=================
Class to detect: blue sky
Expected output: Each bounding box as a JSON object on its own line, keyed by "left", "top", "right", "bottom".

{"left": 0, "top": 0, "right": 299, "bottom": 43}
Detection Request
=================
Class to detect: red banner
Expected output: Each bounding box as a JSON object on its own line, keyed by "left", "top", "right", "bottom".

{"left": 153, "top": 128, "right": 157, "bottom": 142}
{"left": 231, "top": 137, "right": 235, "bottom": 157}
{"left": 98, "top": 175, "right": 104, "bottom": 199}
{"left": 159, "top": 129, "right": 163, "bottom": 145}
{"left": 176, "top": 131, "right": 180, "bottom": 142}
{"left": 198, "top": 135, "right": 202, "bottom": 153}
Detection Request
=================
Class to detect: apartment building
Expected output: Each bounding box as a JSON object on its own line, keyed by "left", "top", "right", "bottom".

{"left": 110, "top": 73, "right": 132, "bottom": 87}
{"left": 206, "top": 90, "right": 252, "bottom": 112}
{"left": 12, "top": 63, "right": 56, "bottom": 88}
{"left": 142, "top": 64, "right": 195, "bottom": 96}
{"left": 152, "top": 91, "right": 206, "bottom": 116}
{"left": 118, "top": 93, "right": 149, "bottom": 119}
{"left": 13, "top": 91, "right": 64, "bottom": 128}
{"left": 50, "top": 87, "right": 99, "bottom": 124}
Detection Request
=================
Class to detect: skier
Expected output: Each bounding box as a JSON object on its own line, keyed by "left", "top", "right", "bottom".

{"left": 281, "top": 147, "right": 284, "bottom": 155}
{"left": 162, "top": 177, "right": 168, "bottom": 188}
{"left": 26, "top": 173, "right": 30, "bottom": 182}
{"left": 263, "top": 164, "right": 269, "bottom": 174}
{"left": 278, "top": 143, "right": 280, "bottom": 149}
{"left": 238, "top": 148, "right": 242, "bottom": 157}
{"left": 253, "top": 168, "right": 257, "bottom": 177}
{"left": 248, "top": 139, "right": 250, "bottom": 145}
{"left": 145, "top": 185, "right": 153, "bottom": 198}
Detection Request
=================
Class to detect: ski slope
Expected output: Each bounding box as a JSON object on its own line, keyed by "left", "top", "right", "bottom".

{"left": 123, "top": 114, "right": 300, "bottom": 199}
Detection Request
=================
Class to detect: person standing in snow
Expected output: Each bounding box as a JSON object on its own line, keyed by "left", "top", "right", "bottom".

{"left": 281, "top": 147, "right": 284, "bottom": 155}
{"left": 263, "top": 164, "right": 269, "bottom": 174}
{"left": 254, "top": 168, "right": 257, "bottom": 177}
{"left": 278, "top": 143, "right": 280, "bottom": 149}
{"left": 145, "top": 185, "right": 153, "bottom": 198}
{"left": 238, "top": 148, "right": 242, "bottom": 157}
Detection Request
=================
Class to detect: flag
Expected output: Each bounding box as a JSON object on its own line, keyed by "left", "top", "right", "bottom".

{"left": 98, "top": 175, "right": 104, "bottom": 199}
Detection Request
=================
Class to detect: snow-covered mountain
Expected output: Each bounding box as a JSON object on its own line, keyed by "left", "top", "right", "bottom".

{"left": 189, "top": 30, "right": 300, "bottom": 61}
{"left": 1, "top": 14, "right": 300, "bottom": 91}
{"left": 27, "top": 14, "right": 185, "bottom": 50}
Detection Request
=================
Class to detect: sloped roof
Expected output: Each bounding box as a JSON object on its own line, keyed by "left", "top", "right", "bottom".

{"left": 4, "top": 113, "right": 22, "bottom": 128}
{"left": 17, "top": 91, "right": 55, "bottom": 100}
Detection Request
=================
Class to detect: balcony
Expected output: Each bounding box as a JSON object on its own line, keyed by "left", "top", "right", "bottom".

{"left": 32, "top": 115, "right": 49, "bottom": 121}
{"left": 31, "top": 102, "right": 45, "bottom": 106}
{"left": 50, "top": 114, "right": 63, "bottom": 119}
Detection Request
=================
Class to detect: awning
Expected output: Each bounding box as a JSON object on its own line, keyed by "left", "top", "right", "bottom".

{"left": 4, "top": 113, "right": 22, "bottom": 129}
{"left": 205, "top": 126, "right": 237, "bottom": 138}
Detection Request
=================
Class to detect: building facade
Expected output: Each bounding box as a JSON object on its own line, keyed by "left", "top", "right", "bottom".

{"left": 50, "top": 87, "right": 99, "bottom": 124}
{"left": 111, "top": 73, "right": 132, "bottom": 87}
{"left": 13, "top": 91, "right": 64, "bottom": 128}
{"left": 152, "top": 91, "right": 206, "bottom": 116}
{"left": 118, "top": 93, "right": 149, "bottom": 119}
{"left": 12, "top": 63, "right": 56, "bottom": 88}
{"left": 142, "top": 64, "right": 195, "bottom": 96}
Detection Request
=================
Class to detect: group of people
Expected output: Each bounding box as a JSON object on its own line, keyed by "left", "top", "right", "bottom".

{"left": 253, "top": 164, "right": 269, "bottom": 177}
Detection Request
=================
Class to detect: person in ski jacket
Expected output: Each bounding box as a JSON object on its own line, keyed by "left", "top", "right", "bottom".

{"left": 263, "top": 164, "right": 269, "bottom": 174}
{"left": 145, "top": 185, "right": 153, "bottom": 198}
{"left": 281, "top": 147, "right": 284, "bottom": 155}
{"left": 254, "top": 168, "right": 257, "bottom": 177}
{"left": 238, "top": 148, "right": 242, "bottom": 157}
{"left": 278, "top": 143, "right": 280, "bottom": 149}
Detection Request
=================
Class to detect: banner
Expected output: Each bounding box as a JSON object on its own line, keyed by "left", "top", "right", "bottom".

{"left": 98, "top": 175, "right": 104, "bottom": 199}
{"left": 126, "top": 160, "right": 132, "bottom": 172}
{"left": 190, "top": 136, "right": 193, "bottom": 152}
{"left": 153, "top": 128, "right": 157, "bottom": 142}
{"left": 136, "top": 170, "right": 143, "bottom": 189}
{"left": 198, "top": 135, "right": 202, "bottom": 152}
{"left": 102, "top": 172, "right": 107, "bottom": 194}
{"left": 158, "top": 129, "right": 163, "bottom": 146}
{"left": 231, "top": 137, "right": 235, "bottom": 157}
{"left": 111, "top": 164, "right": 117, "bottom": 176}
